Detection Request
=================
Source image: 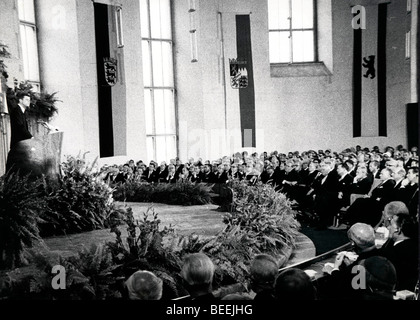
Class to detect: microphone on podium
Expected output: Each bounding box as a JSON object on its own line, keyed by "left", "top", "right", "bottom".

{"left": 37, "top": 120, "right": 60, "bottom": 132}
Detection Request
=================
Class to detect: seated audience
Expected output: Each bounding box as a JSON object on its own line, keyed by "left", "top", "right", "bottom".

{"left": 157, "top": 161, "right": 168, "bottom": 182}
{"left": 280, "top": 160, "right": 300, "bottom": 199}
{"left": 261, "top": 165, "right": 277, "bottom": 188}
{"left": 247, "top": 254, "right": 279, "bottom": 300}
{"left": 379, "top": 213, "right": 419, "bottom": 291}
{"left": 311, "top": 159, "right": 339, "bottom": 229}
{"left": 144, "top": 162, "right": 159, "bottom": 183}
{"left": 200, "top": 164, "right": 216, "bottom": 183}
{"left": 336, "top": 163, "right": 354, "bottom": 209}
{"left": 343, "top": 168, "right": 396, "bottom": 227}
{"left": 124, "top": 270, "right": 163, "bottom": 300}
{"left": 114, "top": 164, "right": 132, "bottom": 184}
{"left": 178, "top": 166, "right": 191, "bottom": 182}
{"left": 164, "top": 164, "right": 177, "bottom": 183}
{"left": 321, "top": 223, "right": 382, "bottom": 299}
{"left": 355, "top": 256, "right": 397, "bottom": 300}
{"left": 189, "top": 165, "right": 202, "bottom": 183}
{"left": 178, "top": 253, "right": 218, "bottom": 300}
{"left": 396, "top": 167, "right": 418, "bottom": 218}
{"left": 368, "top": 160, "right": 381, "bottom": 180}
{"left": 349, "top": 165, "right": 373, "bottom": 200}
{"left": 374, "top": 201, "right": 410, "bottom": 249}
{"left": 345, "top": 159, "right": 357, "bottom": 178}
{"left": 274, "top": 268, "right": 317, "bottom": 300}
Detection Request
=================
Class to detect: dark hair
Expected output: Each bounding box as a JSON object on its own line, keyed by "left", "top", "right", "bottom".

{"left": 358, "top": 256, "right": 397, "bottom": 292}
{"left": 16, "top": 91, "right": 30, "bottom": 100}
{"left": 393, "top": 213, "right": 418, "bottom": 239}
{"left": 274, "top": 268, "right": 316, "bottom": 300}
{"left": 408, "top": 167, "right": 419, "bottom": 175}
{"left": 344, "top": 159, "right": 354, "bottom": 167}
{"left": 250, "top": 254, "right": 279, "bottom": 283}
{"left": 339, "top": 162, "right": 350, "bottom": 172}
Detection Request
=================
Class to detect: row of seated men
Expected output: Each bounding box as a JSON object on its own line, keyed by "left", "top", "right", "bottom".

{"left": 123, "top": 209, "right": 418, "bottom": 301}
{"left": 101, "top": 146, "right": 418, "bottom": 226}
{"left": 276, "top": 158, "right": 418, "bottom": 230}
{"left": 101, "top": 144, "right": 417, "bottom": 185}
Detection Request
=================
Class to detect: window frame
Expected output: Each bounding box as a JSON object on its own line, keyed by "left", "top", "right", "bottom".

{"left": 141, "top": 0, "right": 177, "bottom": 163}
{"left": 268, "top": 0, "right": 319, "bottom": 64}
{"left": 17, "top": 0, "right": 41, "bottom": 87}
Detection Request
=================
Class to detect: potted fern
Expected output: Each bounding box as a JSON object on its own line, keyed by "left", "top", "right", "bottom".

{"left": 6, "top": 79, "right": 61, "bottom": 136}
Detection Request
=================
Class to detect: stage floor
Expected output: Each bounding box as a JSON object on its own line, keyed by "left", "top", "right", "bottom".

{"left": 40, "top": 202, "right": 316, "bottom": 267}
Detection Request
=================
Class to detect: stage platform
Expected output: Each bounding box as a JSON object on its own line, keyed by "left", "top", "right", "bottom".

{"left": 41, "top": 202, "right": 316, "bottom": 267}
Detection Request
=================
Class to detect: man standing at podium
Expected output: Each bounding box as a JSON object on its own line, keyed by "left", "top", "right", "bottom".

{"left": 9, "top": 91, "right": 33, "bottom": 149}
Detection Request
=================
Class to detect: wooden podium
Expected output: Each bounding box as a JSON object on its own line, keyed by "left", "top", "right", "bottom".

{"left": 6, "top": 131, "right": 63, "bottom": 180}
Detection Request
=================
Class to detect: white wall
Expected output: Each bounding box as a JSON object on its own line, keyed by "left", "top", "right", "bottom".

{"left": 36, "top": 0, "right": 147, "bottom": 166}
{"left": 2, "top": 0, "right": 412, "bottom": 173}
{"left": 173, "top": 0, "right": 412, "bottom": 160}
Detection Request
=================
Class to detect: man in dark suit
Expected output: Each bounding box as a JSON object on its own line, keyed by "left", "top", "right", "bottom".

{"left": 295, "top": 161, "right": 320, "bottom": 210}
{"left": 280, "top": 160, "right": 300, "bottom": 200}
{"left": 379, "top": 213, "right": 419, "bottom": 291}
{"left": 157, "top": 161, "right": 168, "bottom": 182}
{"left": 387, "top": 167, "right": 406, "bottom": 203}
{"left": 336, "top": 163, "right": 354, "bottom": 208}
{"left": 145, "top": 162, "right": 159, "bottom": 183}
{"left": 320, "top": 223, "right": 384, "bottom": 300}
{"left": 395, "top": 167, "right": 419, "bottom": 218}
{"left": 349, "top": 165, "right": 374, "bottom": 196}
{"left": 261, "top": 165, "right": 277, "bottom": 187}
{"left": 401, "top": 149, "right": 414, "bottom": 171}
{"left": 312, "top": 159, "right": 339, "bottom": 228}
{"left": 345, "top": 159, "right": 357, "bottom": 178}
{"left": 9, "top": 91, "right": 33, "bottom": 149}
{"left": 174, "top": 158, "right": 184, "bottom": 180}
{"left": 345, "top": 168, "right": 396, "bottom": 227}
{"left": 368, "top": 160, "right": 381, "bottom": 180}
{"left": 200, "top": 164, "right": 216, "bottom": 183}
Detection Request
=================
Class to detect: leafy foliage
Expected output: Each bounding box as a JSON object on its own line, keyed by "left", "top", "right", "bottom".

{"left": 0, "top": 164, "right": 301, "bottom": 299}
{"left": 106, "top": 205, "right": 186, "bottom": 300}
{"left": 0, "top": 244, "right": 121, "bottom": 300}
{"left": 0, "top": 153, "right": 124, "bottom": 269}
{"left": 113, "top": 180, "right": 214, "bottom": 206}
{"left": 0, "top": 41, "right": 11, "bottom": 79}
{"left": 40, "top": 153, "right": 120, "bottom": 237}
{"left": 0, "top": 172, "right": 47, "bottom": 269}
{"left": 223, "top": 180, "right": 301, "bottom": 262}
{"left": 6, "top": 79, "right": 61, "bottom": 120}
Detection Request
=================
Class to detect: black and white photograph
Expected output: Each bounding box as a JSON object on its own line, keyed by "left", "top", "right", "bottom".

{"left": 0, "top": 0, "right": 418, "bottom": 315}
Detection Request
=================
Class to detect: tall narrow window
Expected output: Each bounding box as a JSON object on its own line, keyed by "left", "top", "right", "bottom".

{"left": 268, "top": 0, "right": 317, "bottom": 64}
{"left": 18, "top": 0, "right": 40, "bottom": 90}
{"left": 140, "top": 0, "right": 177, "bottom": 163}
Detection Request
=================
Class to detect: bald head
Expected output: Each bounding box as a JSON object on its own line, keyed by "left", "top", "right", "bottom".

{"left": 347, "top": 223, "right": 375, "bottom": 250}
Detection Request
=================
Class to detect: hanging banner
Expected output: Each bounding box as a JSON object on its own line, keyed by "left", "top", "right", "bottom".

{"left": 352, "top": 0, "right": 389, "bottom": 137}
{"left": 229, "top": 58, "right": 248, "bottom": 89}
{"left": 103, "top": 57, "right": 118, "bottom": 86}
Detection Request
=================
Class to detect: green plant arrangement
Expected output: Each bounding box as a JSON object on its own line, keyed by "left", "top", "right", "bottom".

{"left": 223, "top": 179, "right": 301, "bottom": 264}
{"left": 0, "top": 244, "right": 122, "bottom": 300}
{"left": 40, "top": 153, "right": 121, "bottom": 237}
{"left": 106, "top": 205, "right": 186, "bottom": 300}
{"left": 0, "top": 172, "right": 47, "bottom": 270}
{"left": 6, "top": 79, "right": 61, "bottom": 120}
{"left": 113, "top": 180, "right": 214, "bottom": 206}
{"left": 228, "top": 180, "right": 300, "bottom": 252}
{"left": 0, "top": 186, "right": 301, "bottom": 299}
{"left": 0, "top": 41, "right": 11, "bottom": 79}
